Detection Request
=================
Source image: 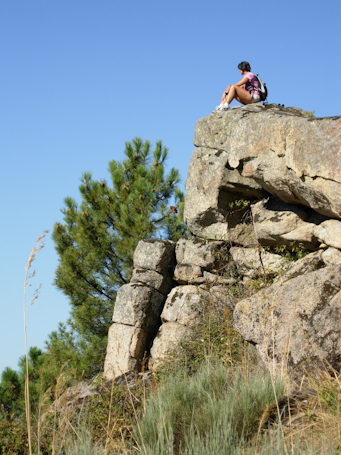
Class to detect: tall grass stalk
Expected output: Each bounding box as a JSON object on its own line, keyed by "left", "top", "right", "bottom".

{"left": 124, "top": 373, "right": 148, "bottom": 455}
{"left": 23, "top": 230, "right": 48, "bottom": 455}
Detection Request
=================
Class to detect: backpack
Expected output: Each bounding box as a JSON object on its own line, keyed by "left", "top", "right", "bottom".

{"left": 254, "top": 74, "right": 268, "bottom": 101}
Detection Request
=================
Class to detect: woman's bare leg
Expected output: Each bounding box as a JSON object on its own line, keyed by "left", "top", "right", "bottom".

{"left": 221, "top": 92, "right": 228, "bottom": 103}
{"left": 221, "top": 85, "right": 231, "bottom": 103}
{"left": 226, "top": 85, "right": 252, "bottom": 105}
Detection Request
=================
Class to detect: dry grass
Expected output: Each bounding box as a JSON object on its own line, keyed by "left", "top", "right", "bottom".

{"left": 34, "top": 371, "right": 152, "bottom": 454}
{"left": 23, "top": 230, "right": 48, "bottom": 455}
{"left": 16, "top": 315, "right": 341, "bottom": 455}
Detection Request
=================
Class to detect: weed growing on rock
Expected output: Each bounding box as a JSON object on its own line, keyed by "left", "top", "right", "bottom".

{"left": 272, "top": 242, "right": 310, "bottom": 261}
{"left": 228, "top": 198, "right": 251, "bottom": 217}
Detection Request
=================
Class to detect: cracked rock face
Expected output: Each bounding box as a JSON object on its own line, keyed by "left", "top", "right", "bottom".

{"left": 251, "top": 197, "right": 327, "bottom": 250}
{"left": 184, "top": 145, "right": 262, "bottom": 242}
{"left": 252, "top": 197, "right": 341, "bottom": 251}
{"left": 149, "top": 322, "right": 190, "bottom": 371}
{"left": 233, "top": 264, "right": 341, "bottom": 379}
{"left": 229, "top": 246, "right": 287, "bottom": 276}
{"left": 103, "top": 324, "right": 148, "bottom": 380}
{"left": 148, "top": 285, "right": 208, "bottom": 371}
{"left": 184, "top": 104, "right": 341, "bottom": 241}
{"left": 161, "top": 285, "right": 207, "bottom": 327}
{"left": 112, "top": 284, "right": 165, "bottom": 333}
{"left": 133, "top": 239, "right": 176, "bottom": 274}
{"left": 176, "top": 238, "right": 224, "bottom": 269}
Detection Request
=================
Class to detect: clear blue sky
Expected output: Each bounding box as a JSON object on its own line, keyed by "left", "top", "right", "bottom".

{"left": 1, "top": 0, "right": 340, "bottom": 375}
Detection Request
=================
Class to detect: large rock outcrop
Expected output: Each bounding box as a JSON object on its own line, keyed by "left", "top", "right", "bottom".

{"left": 184, "top": 104, "right": 341, "bottom": 241}
{"left": 104, "top": 105, "right": 341, "bottom": 382}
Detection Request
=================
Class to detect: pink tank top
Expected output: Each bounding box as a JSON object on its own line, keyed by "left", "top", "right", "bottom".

{"left": 243, "top": 72, "right": 259, "bottom": 95}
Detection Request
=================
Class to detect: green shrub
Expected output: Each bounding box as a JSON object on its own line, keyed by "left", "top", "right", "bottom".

{"left": 0, "top": 418, "right": 30, "bottom": 455}
{"left": 135, "top": 360, "right": 284, "bottom": 454}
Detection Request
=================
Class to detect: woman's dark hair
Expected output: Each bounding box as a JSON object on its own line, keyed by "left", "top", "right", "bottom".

{"left": 238, "top": 61, "right": 251, "bottom": 72}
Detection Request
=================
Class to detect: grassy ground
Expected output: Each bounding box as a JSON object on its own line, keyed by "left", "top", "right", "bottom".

{"left": 2, "top": 302, "right": 341, "bottom": 454}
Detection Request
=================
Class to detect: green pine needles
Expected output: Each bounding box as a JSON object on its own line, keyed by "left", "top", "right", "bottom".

{"left": 50, "top": 137, "right": 187, "bottom": 378}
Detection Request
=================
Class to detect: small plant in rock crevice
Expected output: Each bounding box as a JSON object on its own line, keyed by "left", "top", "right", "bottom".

{"left": 270, "top": 242, "right": 310, "bottom": 262}
{"left": 227, "top": 198, "right": 251, "bottom": 218}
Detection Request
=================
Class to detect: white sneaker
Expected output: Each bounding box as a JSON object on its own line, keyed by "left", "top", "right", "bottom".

{"left": 221, "top": 103, "right": 230, "bottom": 110}
{"left": 215, "top": 104, "right": 223, "bottom": 111}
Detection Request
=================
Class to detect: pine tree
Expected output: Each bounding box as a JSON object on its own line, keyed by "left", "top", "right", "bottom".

{"left": 0, "top": 367, "right": 21, "bottom": 417}
{"left": 50, "top": 138, "right": 186, "bottom": 377}
{"left": 0, "top": 347, "right": 44, "bottom": 418}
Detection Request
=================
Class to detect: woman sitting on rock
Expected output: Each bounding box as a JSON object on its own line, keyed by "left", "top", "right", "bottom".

{"left": 216, "top": 61, "right": 260, "bottom": 111}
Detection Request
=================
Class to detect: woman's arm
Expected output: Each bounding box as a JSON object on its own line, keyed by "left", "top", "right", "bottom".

{"left": 235, "top": 76, "right": 249, "bottom": 87}
{"left": 224, "top": 77, "right": 248, "bottom": 94}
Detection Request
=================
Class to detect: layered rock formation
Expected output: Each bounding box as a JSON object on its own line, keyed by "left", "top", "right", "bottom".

{"left": 104, "top": 104, "right": 341, "bottom": 381}
{"left": 104, "top": 240, "right": 175, "bottom": 380}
